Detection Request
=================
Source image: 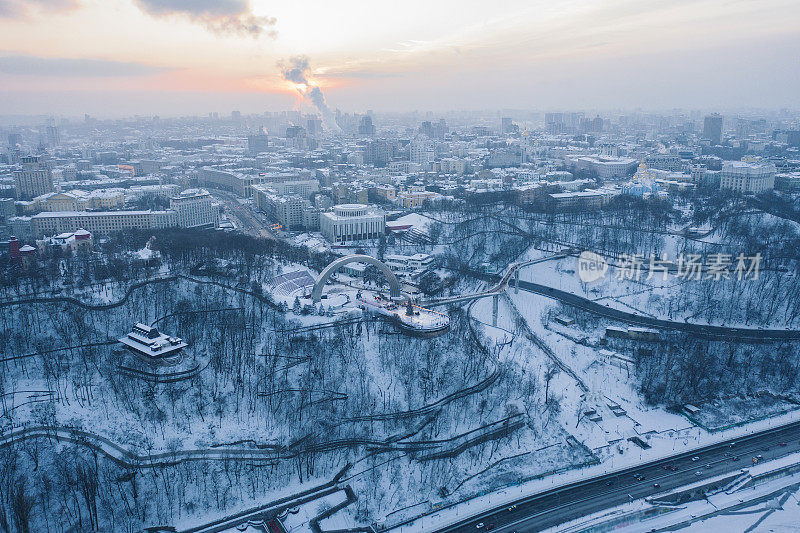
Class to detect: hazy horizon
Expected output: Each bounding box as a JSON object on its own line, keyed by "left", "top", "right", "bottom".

{"left": 1, "top": 0, "right": 799, "bottom": 117}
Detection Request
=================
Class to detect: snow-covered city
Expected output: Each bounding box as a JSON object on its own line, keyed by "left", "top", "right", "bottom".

{"left": 2, "top": 1, "right": 800, "bottom": 532}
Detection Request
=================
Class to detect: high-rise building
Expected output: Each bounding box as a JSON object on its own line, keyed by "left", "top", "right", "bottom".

{"left": 419, "top": 121, "right": 434, "bottom": 138}
{"left": 409, "top": 138, "right": 435, "bottom": 168}
{"left": 247, "top": 134, "right": 269, "bottom": 155}
{"left": 703, "top": 113, "right": 723, "bottom": 145}
{"left": 8, "top": 133, "right": 22, "bottom": 148}
{"left": 363, "top": 139, "right": 397, "bottom": 167}
{"left": 169, "top": 188, "right": 218, "bottom": 228}
{"left": 358, "top": 115, "right": 376, "bottom": 136}
{"left": 431, "top": 118, "right": 448, "bottom": 139}
{"left": 285, "top": 125, "right": 305, "bottom": 138}
{"left": 14, "top": 155, "right": 53, "bottom": 200}
{"left": 46, "top": 125, "right": 60, "bottom": 147}
{"left": 545, "top": 113, "right": 564, "bottom": 134}
{"left": 307, "top": 118, "right": 322, "bottom": 136}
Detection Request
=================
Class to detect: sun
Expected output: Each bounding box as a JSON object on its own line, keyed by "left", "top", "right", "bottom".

{"left": 293, "top": 82, "right": 308, "bottom": 94}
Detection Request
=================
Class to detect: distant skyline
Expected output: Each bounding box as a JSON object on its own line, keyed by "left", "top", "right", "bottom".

{"left": 1, "top": 0, "right": 799, "bottom": 117}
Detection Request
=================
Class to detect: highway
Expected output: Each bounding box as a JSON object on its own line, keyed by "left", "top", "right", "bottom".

{"left": 432, "top": 260, "right": 799, "bottom": 340}
{"left": 514, "top": 278, "right": 800, "bottom": 341}
{"left": 433, "top": 420, "right": 800, "bottom": 533}
{"left": 210, "top": 190, "right": 276, "bottom": 239}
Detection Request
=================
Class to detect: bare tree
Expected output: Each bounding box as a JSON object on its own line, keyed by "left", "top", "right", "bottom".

{"left": 10, "top": 479, "right": 34, "bottom": 533}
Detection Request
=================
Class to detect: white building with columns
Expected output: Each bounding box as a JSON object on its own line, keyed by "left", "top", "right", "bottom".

{"left": 320, "top": 204, "right": 385, "bottom": 244}
{"left": 720, "top": 159, "right": 776, "bottom": 194}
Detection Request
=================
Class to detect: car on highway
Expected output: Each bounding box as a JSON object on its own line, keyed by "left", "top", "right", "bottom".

{"left": 653, "top": 483, "right": 661, "bottom": 488}
{"left": 691, "top": 456, "right": 700, "bottom": 462}
{"left": 695, "top": 471, "right": 703, "bottom": 476}
{"left": 507, "top": 505, "right": 517, "bottom": 512}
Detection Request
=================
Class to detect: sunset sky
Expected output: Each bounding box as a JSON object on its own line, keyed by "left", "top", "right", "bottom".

{"left": 1, "top": 0, "right": 798, "bottom": 116}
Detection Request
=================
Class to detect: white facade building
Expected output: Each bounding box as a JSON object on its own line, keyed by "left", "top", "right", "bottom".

{"left": 252, "top": 184, "right": 319, "bottom": 230}
{"left": 566, "top": 156, "right": 637, "bottom": 179}
{"left": 14, "top": 156, "right": 53, "bottom": 199}
{"left": 436, "top": 158, "right": 467, "bottom": 175}
{"left": 720, "top": 160, "right": 776, "bottom": 193}
{"left": 170, "top": 188, "right": 218, "bottom": 228}
{"left": 320, "top": 204, "right": 385, "bottom": 244}
{"left": 12, "top": 210, "right": 177, "bottom": 239}
{"left": 269, "top": 180, "right": 319, "bottom": 197}
{"left": 33, "top": 189, "right": 125, "bottom": 212}
{"left": 384, "top": 253, "right": 434, "bottom": 276}
{"left": 409, "top": 138, "right": 435, "bottom": 168}
{"left": 119, "top": 323, "right": 187, "bottom": 359}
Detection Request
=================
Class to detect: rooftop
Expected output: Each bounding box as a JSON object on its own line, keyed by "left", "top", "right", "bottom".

{"left": 32, "top": 209, "right": 174, "bottom": 218}
{"left": 119, "top": 322, "right": 188, "bottom": 359}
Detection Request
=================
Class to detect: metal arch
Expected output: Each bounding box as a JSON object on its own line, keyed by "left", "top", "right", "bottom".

{"left": 311, "top": 254, "right": 402, "bottom": 303}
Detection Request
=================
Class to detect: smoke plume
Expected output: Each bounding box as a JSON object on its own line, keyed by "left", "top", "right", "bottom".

{"left": 280, "top": 55, "right": 340, "bottom": 132}
{"left": 134, "top": 0, "right": 276, "bottom": 38}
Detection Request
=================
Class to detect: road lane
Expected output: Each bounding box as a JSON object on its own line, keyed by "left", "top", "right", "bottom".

{"left": 513, "top": 279, "right": 800, "bottom": 341}
{"left": 435, "top": 420, "right": 800, "bottom": 533}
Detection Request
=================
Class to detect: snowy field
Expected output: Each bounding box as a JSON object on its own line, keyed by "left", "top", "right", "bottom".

{"left": 3, "top": 206, "right": 800, "bottom": 531}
